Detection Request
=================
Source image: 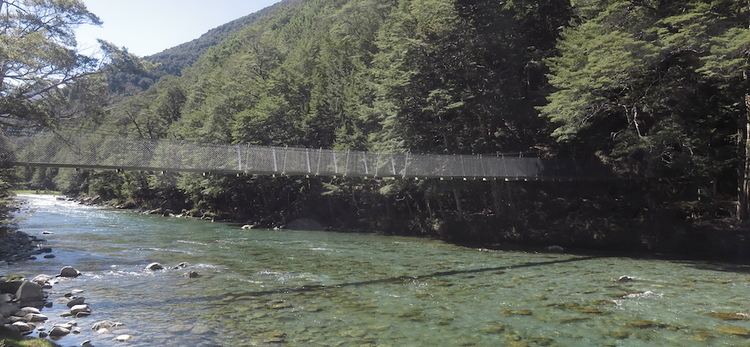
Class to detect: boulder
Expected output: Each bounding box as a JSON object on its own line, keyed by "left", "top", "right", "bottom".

{"left": 39, "top": 331, "right": 48, "bottom": 338}
{"left": 115, "top": 334, "right": 132, "bottom": 342}
{"left": 185, "top": 271, "right": 201, "bottom": 279}
{"left": 82, "top": 340, "right": 93, "bottom": 347}
{"left": 15, "top": 281, "right": 43, "bottom": 303}
{"left": 0, "top": 280, "right": 24, "bottom": 294}
{"left": 617, "top": 275, "right": 634, "bottom": 283}
{"left": 59, "top": 266, "right": 81, "bottom": 278}
{"left": 70, "top": 304, "right": 91, "bottom": 316}
{"left": 66, "top": 297, "right": 86, "bottom": 308}
{"left": 49, "top": 326, "right": 71, "bottom": 337}
{"left": 145, "top": 262, "right": 164, "bottom": 271}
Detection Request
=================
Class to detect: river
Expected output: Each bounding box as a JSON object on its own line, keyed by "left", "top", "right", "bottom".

{"left": 2, "top": 194, "right": 750, "bottom": 346}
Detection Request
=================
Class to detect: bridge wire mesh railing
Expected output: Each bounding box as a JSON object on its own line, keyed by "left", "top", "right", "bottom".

{"left": 1, "top": 130, "right": 609, "bottom": 180}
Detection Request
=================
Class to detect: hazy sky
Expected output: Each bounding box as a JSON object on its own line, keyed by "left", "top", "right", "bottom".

{"left": 75, "top": 0, "right": 283, "bottom": 57}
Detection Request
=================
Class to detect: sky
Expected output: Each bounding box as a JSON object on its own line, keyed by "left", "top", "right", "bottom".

{"left": 75, "top": 0, "right": 283, "bottom": 57}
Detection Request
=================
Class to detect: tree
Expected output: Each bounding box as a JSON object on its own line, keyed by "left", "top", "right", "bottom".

{"left": 0, "top": 0, "right": 102, "bottom": 127}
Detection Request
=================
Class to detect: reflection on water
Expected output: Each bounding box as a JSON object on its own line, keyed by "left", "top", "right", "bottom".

{"left": 3, "top": 194, "right": 750, "bottom": 346}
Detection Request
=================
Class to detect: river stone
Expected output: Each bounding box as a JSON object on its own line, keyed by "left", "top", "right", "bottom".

{"left": 59, "top": 266, "right": 81, "bottom": 278}
{"left": 38, "top": 331, "right": 48, "bottom": 338}
{"left": 49, "top": 326, "right": 71, "bottom": 337}
{"left": 617, "top": 275, "right": 634, "bottom": 283}
{"left": 24, "top": 313, "right": 48, "bottom": 322}
{"left": 43, "top": 254, "right": 56, "bottom": 259}
{"left": 185, "top": 271, "right": 200, "bottom": 278}
{"left": 70, "top": 304, "right": 91, "bottom": 315}
{"left": 145, "top": 262, "right": 164, "bottom": 271}
{"left": 71, "top": 289, "right": 84, "bottom": 295}
{"left": 92, "top": 320, "right": 123, "bottom": 331}
{"left": 31, "top": 274, "right": 53, "bottom": 286}
{"left": 172, "top": 262, "right": 189, "bottom": 269}
{"left": 67, "top": 297, "right": 86, "bottom": 308}
{"left": 15, "top": 281, "right": 43, "bottom": 303}
{"left": 82, "top": 340, "right": 92, "bottom": 347}
{"left": 19, "top": 307, "right": 40, "bottom": 315}
{"left": 12, "top": 321, "right": 33, "bottom": 332}
{"left": 115, "top": 334, "right": 132, "bottom": 342}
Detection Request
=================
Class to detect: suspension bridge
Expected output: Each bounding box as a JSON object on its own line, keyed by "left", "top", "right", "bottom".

{"left": 0, "top": 129, "right": 607, "bottom": 181}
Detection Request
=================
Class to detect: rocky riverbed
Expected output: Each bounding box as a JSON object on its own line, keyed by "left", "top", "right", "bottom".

{"left": 0, "top": 261, "right": 195, "bottom": 345}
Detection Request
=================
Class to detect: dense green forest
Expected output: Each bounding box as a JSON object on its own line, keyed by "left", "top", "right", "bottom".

{"left": 7, "top": 0, "right": 750, "bottom": 257}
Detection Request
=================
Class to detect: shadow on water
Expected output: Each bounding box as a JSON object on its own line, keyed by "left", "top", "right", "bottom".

{"left": 669, "top": 260, "right": 750, "bottom": 274}
{"left": 116, "top": 255, "right": 604, "bottom": 307}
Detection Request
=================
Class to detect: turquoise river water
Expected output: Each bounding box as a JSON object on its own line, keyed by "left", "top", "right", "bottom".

{"left": 2, "top": 194, "right": 750, "bottom": 346}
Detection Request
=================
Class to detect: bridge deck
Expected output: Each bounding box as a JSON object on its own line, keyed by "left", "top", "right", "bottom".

{"left": 3, "top": 132, "right": 606, "bottom": 180}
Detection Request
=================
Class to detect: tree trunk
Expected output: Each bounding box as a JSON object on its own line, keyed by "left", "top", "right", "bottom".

{"left": 739, "top": 93, "right": 750, "bottom": 222}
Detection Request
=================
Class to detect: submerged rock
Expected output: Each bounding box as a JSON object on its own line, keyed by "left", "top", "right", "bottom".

{"left": 617, "top": 275, "right": 634, "bottom": 283}
{"left": 145, "top": 263, "right": 164, "bottom": 271}
{"left": 92, "top": 320, "right": 123, "bottom": 331}
{"left": 717, "top": 325, "right": 750, "bottom": 337}
{"left": 59, "top": 266, "right": 81, "bottom": 278}
{"left": 172, "top": 262, "right": 189, "bottom": 270}
{"left": 708, "top": 312, "right": 750, "bottom": 321}
{"left": 185, "top": 271, "right": 201, "bottom": 278}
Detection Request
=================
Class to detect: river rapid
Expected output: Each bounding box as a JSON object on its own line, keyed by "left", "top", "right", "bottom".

{"left": 2, "top": 194, "right": 750, "bottom": 346}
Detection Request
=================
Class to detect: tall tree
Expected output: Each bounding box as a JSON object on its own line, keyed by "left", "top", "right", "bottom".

{"left": 0, "top": 0, "right": 102, "bottom": 127}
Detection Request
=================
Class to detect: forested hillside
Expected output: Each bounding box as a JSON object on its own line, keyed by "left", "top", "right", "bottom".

{"left": 20, "top": 0, "right": 750, "bottom": 258}
{"left": 147, "top": 0, "right": 300, "bottom": 76}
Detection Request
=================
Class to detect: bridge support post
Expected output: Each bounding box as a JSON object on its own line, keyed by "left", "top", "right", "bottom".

{"left": 272, "top": 148, "right": 278, "bottom": 173}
